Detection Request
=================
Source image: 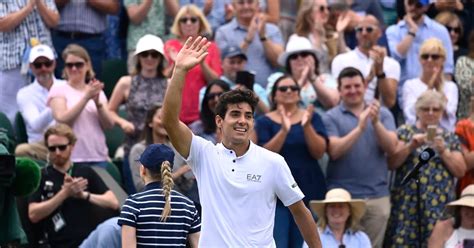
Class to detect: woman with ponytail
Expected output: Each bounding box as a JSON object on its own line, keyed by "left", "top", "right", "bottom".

{"left": 118, "top": 144, "right": 201, "bottom": 247}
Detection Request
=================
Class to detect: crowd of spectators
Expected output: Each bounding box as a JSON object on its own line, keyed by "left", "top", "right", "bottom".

{"left": 2, "top": 0, "right": 474, "bottom": 247}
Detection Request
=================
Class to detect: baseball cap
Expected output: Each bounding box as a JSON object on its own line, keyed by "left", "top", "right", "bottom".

{"left": 221, "top": 45, "right": 247, "bottom": 60}
{"left": 139, "top": 144, "right": 175, "bottom": 171}
{"left": 29, "top": 44, "right": 55, "bottom": 63}
{"left": 134, "top": 34, "right": 165, "bottom": 56}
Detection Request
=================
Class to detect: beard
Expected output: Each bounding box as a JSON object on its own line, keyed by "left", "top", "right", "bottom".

{"left": 36, "top": 73, "right": 53, "bottom": 84}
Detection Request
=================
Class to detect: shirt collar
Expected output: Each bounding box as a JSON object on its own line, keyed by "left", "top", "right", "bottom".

{"left": 220, "top": 76, "right": 236, "bottom": 87}
{"left": 323, "top": 226, "right": 355, "bottom": 235}
{"left": 354, "top": 47, "right": 370, "bottom": 60}
{"left": 143, "top": 181, "right": 161, "bottom": 191}
{"left": 217, "top": 140, "right": 255, "bottom": 158}
{"left": 231, "top": 18, "right": 249, "bottom": 31}
{"left": 32, "top": 76, "right": 61, "bottom": 91}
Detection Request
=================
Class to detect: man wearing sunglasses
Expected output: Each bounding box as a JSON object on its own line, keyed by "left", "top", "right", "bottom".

{"left": 15, "top": 45, "right": 66, "bottom": 162}
{"left": 332, "top": 15, "right": 400, "bottom": 109}
{"left": 28, "top": 124, "right": 119, "bottom": 247}
{"left": 386, "top": 0, "right": 454, "bottom": 102}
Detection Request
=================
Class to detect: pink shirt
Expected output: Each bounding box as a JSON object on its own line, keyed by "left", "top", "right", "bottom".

{"left": 47, "top": 83, "right": 109, "bottom": 162}
{"left": 164, "top": 39, "right": 222, "bottom": 124}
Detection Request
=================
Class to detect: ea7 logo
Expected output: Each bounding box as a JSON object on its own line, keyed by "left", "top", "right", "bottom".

{"left": 247, "top": 174, "right": 262, "bottom": 183}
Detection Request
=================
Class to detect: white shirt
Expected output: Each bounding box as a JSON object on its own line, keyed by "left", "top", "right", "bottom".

{"left": 185, "top": 135, "right": 304, "bottom": 247}
{"left": 16, "top": 77, "right": 66, "bottom": 143}
{"left": 331, "top": 48, "right": 401, "bottom": 104}
{"left": 401, "top": 78, "right": 458, "bottom": 131}
{"left": 445, "top": 227, "right": 474, "bottom": 248}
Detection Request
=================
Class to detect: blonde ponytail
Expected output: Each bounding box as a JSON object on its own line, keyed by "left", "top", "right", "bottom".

{"left": 160, "top": 161, "right": 174, "bottom": 222}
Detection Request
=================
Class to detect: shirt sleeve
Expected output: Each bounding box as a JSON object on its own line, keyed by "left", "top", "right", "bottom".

{"left": 273, "top": 156, "right": 304, "bottom": 206}
{"left": 322, "top": 112, "right": 340, "bottom": 137}
{"left": 357, "top": 231, "right": 372, "bottom": 247}
{"left": 185, "top": 135, "right": 212, "bottom": 178}
{"left": 266, "top": 24, "right": 284, "bottom": 46}
{"left": 118, "top": 197, "right": 139, "bottom": 227}
{"left": 401, "top": 80, "right": 418, "bottom": 125}
{"left": 385, "top": 25, "right": 404, "bottom": 61}
{"left": 380, "top": 107, "right": 396, "bottom": 131}
{"left": 215, "top": 25, "right": 229, "bottom": 51}
{"left": 384, "top": 57, "right": 401, "bottom": 81}
{"left": 188, "top": 203, "right": 201, "bottom": 234}
{"left": 444, "top": 82, "right": 459, "bottom": 130}
{"left": 17, "top": 90, "right": 54, "bottom": 133}
{"left": 85, "top": 166, "right": 109, "bottom": 194}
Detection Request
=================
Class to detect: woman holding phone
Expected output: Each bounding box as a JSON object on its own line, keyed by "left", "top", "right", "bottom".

{"left": 385, "top": 90, "right": 466, "bottom": 247}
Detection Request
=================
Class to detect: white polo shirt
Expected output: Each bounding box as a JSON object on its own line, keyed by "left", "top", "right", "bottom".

{"left": 331, "top": 48, "right": 401, "bottom": 104}
{"left": 186, "top": 135, "right": 304, "bottom": 247}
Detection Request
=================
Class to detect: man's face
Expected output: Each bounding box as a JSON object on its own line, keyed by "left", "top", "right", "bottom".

{"left": 47, "top": 134, "right": 73, "bottom": 167}
{"left": 233, "top": 0, "right": 258, "bottom": 21}
{"left": 339, "top": 76, "right": 367, "bottom": 107}
{"left": 404, "top": 0, "right": 427, "bottom": 20}
{"left": 222, "top": 56, "right": 247, "bottom": 82}
{"left": 355, "top": 17, "right": 380, "bottom": 50}
{"left": 30, "top": 56, "right": 55, "bottom": 84}
{"left": 216, "top": 102, "right": 254, "bottom": 146}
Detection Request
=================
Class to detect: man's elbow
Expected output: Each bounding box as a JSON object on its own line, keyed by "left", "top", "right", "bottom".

{"left": 28, "top": 210, "right": 42, "bottom": 224}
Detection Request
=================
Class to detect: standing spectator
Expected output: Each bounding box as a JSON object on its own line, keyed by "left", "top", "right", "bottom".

{"left": 28, "top": 124, "right": 119, "bottom": 247}
{"left": 332, "top": 15, "right": 400, "bottom": 109}
{"left": 386, "top": 0, "right": 454, "bottom": 103}
{"left": 119, "top": 144, "right": 201, "bottom": 247}
{"left": 48, "top": 44, "right": 115, "bottom": 167}
{"left": 435, "top": 11, "right": 467, "bottom": 63}
{"left": 278, "top": 35, "right": 339, "bottom": 109}
{"left": 0, "top": 0, "right": 59, "bottom": 122}
{"left": 164, "top": 4, "right": 222, "bottom": 125}
{"left": 455, "top": 95, "right": 474, "bottom": 196}
{"left": 161, "top": 36, "right": 322, "bottom": 247}
{"left": 252, "top": 74, "right": 328, "bottom": 248}
{"left": 322, "top": 67, "right": 397, "bottom": 248}
{"left": 124, "top": 0, "right": 179, "bottom": 73}
{"left": 215, "top": 0, "right": 284, "bottom": 87}
{"left": 52, "top": 0, "right": 119, "bottom": 79}
{"left": 455, "top": 31, "right": 474, "bottom": 120}
{"left": 16, "top": 44, "right": 66, "bottom": 161}
{"left": 108, "top": 34, "right": 168, "bottom": 193}
{"left": 401, "top": 38, "right": 458, "bottom": 131}
{"left": 304, "top": 188, "right": 371, "bottom": 248}
{"left": 385, "top": 90, "right": 466, "bottom": 247}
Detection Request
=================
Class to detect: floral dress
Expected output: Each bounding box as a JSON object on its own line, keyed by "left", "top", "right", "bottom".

{"left": 385, "top": 124, "right": 460, "bottom": 247}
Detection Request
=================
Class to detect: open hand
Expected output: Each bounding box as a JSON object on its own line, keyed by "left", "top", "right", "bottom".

{"left": 278, "top": 105, "right": 292, "bottom": 133}
{"left": 301, "top": 105, "right": 314, "bottom": 127}
{"left": 368, "top": 100, "right": 380, "bottom": 124}
{"left": 121, "top": 120, "right": 135, "bottom": 134}
{"left": 336, "top": 12, "right": 351, "bottom": 32}
{"left": 174, "top": 36, "right": 211, "bottom": 71}
{"left": 357, "top": 107, "right": 371, "bottom": 131}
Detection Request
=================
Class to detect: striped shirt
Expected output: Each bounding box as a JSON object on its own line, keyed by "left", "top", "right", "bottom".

{"left": 56, "top": 0, "right": 107, "bottom": 33}
{"left": 118, "top": 182, "right": 200, "bottom": 247}
{"left": 0, "top": 0, "right": 56, "bottom": 70}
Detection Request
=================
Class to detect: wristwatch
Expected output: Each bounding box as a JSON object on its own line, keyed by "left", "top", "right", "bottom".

{"left": 376, "top": 72, "right": 386, "bottom": 79}
{"left": 259, "top": 36, "right": 267, "bottom": 42}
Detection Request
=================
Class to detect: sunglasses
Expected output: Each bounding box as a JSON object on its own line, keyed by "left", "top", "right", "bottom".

{"left": 315, "top": 5, "right": 329, "bottom": 12}
{"left": 277, "top": 85, "right": 300, "bottom": 92}
{"left": 32, "top": 60, "right": 53, "bottom": 69}
{"left": 355, "top": 26, "right": 375, "bottom": 33}
{"left": 420, "top": 106, "right": 442, "bottom": 113}
{"left": 289, "top": 52, "right": 312, "bottom": 60}
{"left": 207, "top": 92, "right": 223, "bottom": 99}
{"left": 65, "top": 62, "right": 85, "bottom": 69}
{"left": 236, "top": 0, "right": 255, "bottom": 5}
{"left": 139, "top": 51, "right": 161, "bottom": 59}
{"left": 446, "top": 26, "right": 461, "bottom": 34}
{"left": 47, "top": 144, "right": 69, "bottom": 152}
{"left": 179, "top": 17, "right": 198, "bottom": 24}
{"left": 420, "top": 54, "right": 442, "bottom": 60}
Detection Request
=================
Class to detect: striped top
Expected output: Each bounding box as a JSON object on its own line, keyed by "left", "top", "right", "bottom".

{"left": 56, "top": 0, "right": 107, "bottom": 33}
{"left": 118, "top": 182, "right": 200, "bottom": 247}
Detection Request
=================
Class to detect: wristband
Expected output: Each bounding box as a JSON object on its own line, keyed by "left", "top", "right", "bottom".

{"left": 259, "top": 36, "right": 267, "bottom": 42}
{"left": 408, "top": 31, "right": 416, "bottom": 37}
{"left": 376, "top": 72, "right": 386, "bottom": 79}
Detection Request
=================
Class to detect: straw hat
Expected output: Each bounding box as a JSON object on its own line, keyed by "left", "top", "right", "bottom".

{"left": 310, "top": 188, "right": 366, "bottom": 222}
{"left": 447, "top": 184, "right": 474, "bottom": 209}
{"left": 277, "top": 35, "right": 319, "bottom": 67}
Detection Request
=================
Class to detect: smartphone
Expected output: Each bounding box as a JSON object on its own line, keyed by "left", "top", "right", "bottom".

{"left": 427, "top": 125, "right": 437, "bottom": 142}
{"left": 236, "top": 71, "right": 255, "bottom": 90}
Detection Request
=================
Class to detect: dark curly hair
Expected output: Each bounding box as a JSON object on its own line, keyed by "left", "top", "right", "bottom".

{"left": 215, "top": 89, "right": 259, "bottom": 119}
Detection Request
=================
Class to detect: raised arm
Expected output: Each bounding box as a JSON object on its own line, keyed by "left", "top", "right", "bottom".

{"left": 87, "top": 0, "right": 120, "bottom": 15}
{"left": 162, "top": 37, "right": 211, "bottom": 158}
{"left": 37, "top": 0, "right": 59, "bottom": 28}
{"left": 0, "top": 1, "right": 34, "bottom": 32}
{"left": 125, "top": 0, "right": 153, "bottom": 25}
{"left": 108, "top": 76, "right": 135, "bottom": 134}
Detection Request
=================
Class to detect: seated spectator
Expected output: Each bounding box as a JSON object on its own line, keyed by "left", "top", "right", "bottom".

{"left": 293, "top": 0, "right": 348, "bottom": 73}
{"left": 47, "top": 44, "right": 115, "bottom": 167}
{"left": 28, "top": 124, "right": 119, "bottom": 247}
{"left": 124, "top": 0, "right": 179, "bottom": 73}
{"left": 108, "top": 34, "right": 168, "bottom": 193}
{"left": 385, "top": 90, "right": 466, "bottom": 247}
{"left": 192, "top": 80, "right": 230, "bottom": 144}
{"left": 164, "top": 4, "right": 222, "bottom": 125}
{"left": 0, "top": 0, "right": 58, "bottom": 123}
{"left": 303, "top": 188, "right": 371, "bottom": 248}
{"left": 435, "top": 11, "right": 467, "bottom": 63}
{"left": 454, "top": 95, "right": 474, "bottom": 196}
{"left": 455, "top": 31, "right": 474, "bottom": 120}
{"left": 252, "top": 74, "right": 328, "bottom": 248}
{"left": 16, "top": 44, "right": 66, "bottom": 161}
{"left": 332, "top": 15, "right": 400, "bottom": 109}
{"left": 279, "top": 35, "right": 339, "bottom": 109}
{"left": 119, "top": 144, "right": 201, "bottom": 247}
{"left": 402, "top": 38, "right": 458, "bottom": 131}
{"left": 215, "top": 0, "right": 284, "bottom": 87}
{"left": 428, "top": 184, "right": 474, "bottom": 247}
{"left": 322, "top": 67, "right": 397, "bottom": 248}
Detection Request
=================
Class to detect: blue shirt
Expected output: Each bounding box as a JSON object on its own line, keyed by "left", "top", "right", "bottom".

{"left": 118, "top": 182, "right": 201, "bottom": 247}
{"left": 322, "top": 103, "right": 396, "bottom": 199}
{"left": 385, "top": 15, "right": 453, "bottom": 100}
{"left": 215, "top": 18, "right": 284, "bottom": 86}
{"left": 303, "top": 227, "right": 371, "bottom": 248}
